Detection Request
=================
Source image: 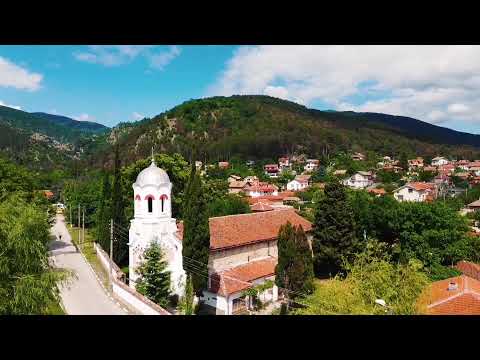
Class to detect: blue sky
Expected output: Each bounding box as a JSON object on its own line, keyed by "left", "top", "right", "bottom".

{"left": 1, "top": 45, "right": 480, "bottom": 134}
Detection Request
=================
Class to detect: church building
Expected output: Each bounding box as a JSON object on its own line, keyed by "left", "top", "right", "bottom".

{"left": 128, "top": 157, "right": 313, "bottom": 315}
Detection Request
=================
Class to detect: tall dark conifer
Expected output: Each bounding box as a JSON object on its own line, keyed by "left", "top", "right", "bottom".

{"left": 111, "top": 144, "right": 127, "bottom": 265}
{"left": 97, "top": 170, "right": 111, "bottom": 252}
{"left": 275, "top": 223, "right": 315, "bottom": 298}
{"left": 312, "top": 181, "right": 357, "bottom": 276}
{"left": 182, "top": 167, "right": 210, "bottom": 295}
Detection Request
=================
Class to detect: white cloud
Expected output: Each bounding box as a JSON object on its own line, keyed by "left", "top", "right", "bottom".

{"left": 132, "top": 112, "right": 144, "bottom": 121}
{"left": 0, "top": 100, "right": 22, "bottom": 110}
{"left": 74, "top": 45, "right": 181, "bottom": 70}
{"left": 148, "top": 46, "right": 181, "bottom": 70}
{"left": 0, "top": 56, "right": 42, "bottom": 91}
{"left": 209, "top": 45, "right": 480, "bottom": 126}
{"left": 73, "top": 113, "right": 93, "bottom": 122}
{"left": 263, "top": 85, "right": 289, "bottom": 100}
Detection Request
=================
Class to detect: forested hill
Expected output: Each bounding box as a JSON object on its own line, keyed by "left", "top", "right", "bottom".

{"left": 31, "top": 112, "right": 108, "bottom": 134}
{"left": 95, "top": 95, "right": 480, "bottom": 167}
{"left": 0, "top": 106, "right": 109, "bottom": 170}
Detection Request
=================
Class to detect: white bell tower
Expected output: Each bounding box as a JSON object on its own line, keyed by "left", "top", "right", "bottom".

{"left": 128, "top": 152, "right": 186, "bottom": 298}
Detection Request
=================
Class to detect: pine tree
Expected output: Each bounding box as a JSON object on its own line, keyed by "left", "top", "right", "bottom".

{"left": 182, "top": 168, "right": 210, "bottom": 295}
{"left": 312, "top": 181, "right": 357, "bottom": 276}
{"left": 295, "top": 225, "right": 315, "bottom": 294}
{"left": 275, "top": 223, "right": 315, "bottom": 299}
{"left": 111, "top": 145, "right": 128, "bottom": 265}
{"left": 96, "top": 170, "right": 111, "bottom": 252}
{"left": 399, "top": 152, "right": 409, "bottom": 171}
{"left": 136, "top": 242, "right": 172, "bottom": 308}
{"left": 181, "top": 274, "right": 194, "bottom": 315}
{"left": 275, "top": 222, "right": 297, "bottom": 290}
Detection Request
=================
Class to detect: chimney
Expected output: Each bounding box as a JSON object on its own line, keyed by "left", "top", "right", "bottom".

{"left": 448, "top": 282, "right": 458, "bottom": 291}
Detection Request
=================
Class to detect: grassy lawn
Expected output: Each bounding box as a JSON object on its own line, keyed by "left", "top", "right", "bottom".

{"left": 70, "top": 226, "right": 110, "bottom": 289}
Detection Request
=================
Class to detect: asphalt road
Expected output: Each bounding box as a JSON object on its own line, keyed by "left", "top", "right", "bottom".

{"left": 48, "top": 214, "right": 126, "bottom": 315}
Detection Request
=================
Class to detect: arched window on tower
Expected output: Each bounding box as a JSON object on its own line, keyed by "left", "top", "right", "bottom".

{"left": 145, "top": 195, "right": 155, "bottom": 213}
{"left": 160, "top": 194, "right": 168, "bottom": 213}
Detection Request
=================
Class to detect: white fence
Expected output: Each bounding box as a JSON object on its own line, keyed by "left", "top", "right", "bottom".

{"left": 93, "top": 242, "right": 171, "bottom": 315}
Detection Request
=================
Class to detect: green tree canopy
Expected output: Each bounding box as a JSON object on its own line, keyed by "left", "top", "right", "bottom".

{"left": 135, "top": 242, "right": 171, "bottom": 308}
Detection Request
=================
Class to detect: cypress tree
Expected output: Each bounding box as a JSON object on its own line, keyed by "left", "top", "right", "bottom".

{"left": 96, "top": 170, "right": 111, "bottom": 252}
{"left": 136, "top": 242, "right": 171, "bottom": 308}
{"left": 295, "top": 225, "right": 315, "bottom": 294}
{"left": 111, "top": 145, "right": 128, "bottom": 265}
{"left": 312, "top": 181, "right": 357, "bottom": 276}
{"left": 182, "top": 169, "right": 210, "bottom": 295}
{"left": 275, "top": 222, "right": 297, "bottom": 291}
{"left": 275, "top": 223, "right": 315, "bottom": 299}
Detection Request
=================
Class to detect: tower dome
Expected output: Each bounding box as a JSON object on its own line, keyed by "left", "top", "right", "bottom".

{"left": 135, "top": 159, "right": 170, "bottom": 187}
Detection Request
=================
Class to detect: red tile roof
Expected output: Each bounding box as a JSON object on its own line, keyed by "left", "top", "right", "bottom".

{"left": 455, "top": 261, "right": 480, "bottom": 281}
{"left": 368, "top": 188, "right": 386, "bottom": 195}
{"left": 208, "top": 258, "right": 276, "bottom": 296}
{"left": 423, "top": 275, "right": 480, "bottom": 315}
{"left": 176, "top": 209, "right": 312, "bottom": 251}
{"left": 407, "top": 182, "right": 436, "bottom": 191}
{"left": 250, "top": 202, "right": 274, "bottom": 212}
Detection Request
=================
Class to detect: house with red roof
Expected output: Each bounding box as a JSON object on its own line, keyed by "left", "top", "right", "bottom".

{"left": 176, "top": 209, "right": 313, "bottom": 315}
{"left": 393, "top": 182, "right": 438, "bottom": 202}
{"left": 244, "top": 182, "right": 279, "bottom": 198}
{"left": 421, "top": 275, "right": 480, "bottom": 315}
{"left": 264, "top": 164, "right": 280, "bottom": 178}
{"left": 286, "top": 174, "right": 311, "bottom": 191}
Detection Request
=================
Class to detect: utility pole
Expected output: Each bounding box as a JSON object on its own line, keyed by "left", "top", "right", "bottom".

{"left": 109, "top": 219, "right": 113, "bottom": 290}
{"left": 78, "top": 204, "right": 81, "bottom": 246}
{"left": 82, "top": 207, "right": 85, "bottom": 245}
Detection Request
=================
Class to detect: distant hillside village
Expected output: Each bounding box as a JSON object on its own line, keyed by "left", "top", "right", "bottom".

{"left": 195, "top": 153, "right": 480, "bottom": 213}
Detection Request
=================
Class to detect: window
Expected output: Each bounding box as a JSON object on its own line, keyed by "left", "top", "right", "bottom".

{"left": 408, "top": 188, "right": 413, "bottom": 193}
{"left": 148, "top": 197, "right": 153, "bottom": 213}
{"left": 161, "top": 198, "right": 164, "bottom": 212}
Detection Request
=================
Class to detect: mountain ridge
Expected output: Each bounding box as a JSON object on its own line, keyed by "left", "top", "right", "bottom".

{"left": 93, "top": 95, "right": 480, "bottom": 167}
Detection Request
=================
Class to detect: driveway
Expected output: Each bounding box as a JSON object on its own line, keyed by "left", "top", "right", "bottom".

{"left": 48, "top": 214, "right": 126, "bottom": 315}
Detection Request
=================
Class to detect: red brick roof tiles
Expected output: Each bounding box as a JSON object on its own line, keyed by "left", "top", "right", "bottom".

{"left": 208, "top": 257, "right": 276, "bottom": 296}
{"left": 176, "top": 209, "right": 312, "bottom": 251}
{"left": 423, "top": 275, "right": 480, "bottom": 315}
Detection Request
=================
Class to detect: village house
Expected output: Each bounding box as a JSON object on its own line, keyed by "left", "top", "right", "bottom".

{"left": 437, "top": 163, "right": 455, "bottom": 175}
{"left": 244, "top": 175, "right": 259, "bottom": 183}
{"left": 264, "top": 164, "right": 280, "bottom": 178}
{"left": 177, "top": 210, "right": 313, "bottom": 315}
{"left": 422, "top": 165, "right": 437, "bottom": 173}
{"left": 250, "top": 201, "right": 275, "bottom": 212}
{"left": 246, "top": 160, "right": 255, "bottom": 167}
{"left": 195, "top": 161, "right": 203, "bottom": 171}
{"left": 421, "top": 274, "right": 480, "bottom": 315}
{"left": 351, "top": 152, "right": 365, "bottom": 161}
{"left": 382, "top": 164, "right": 402, "bottom": 173}
{"left": 466, "top": 199, "right": 480, "bottom": 213}
{"left": 244, "top": 182, "right": 279, "bottom": 198}
{"left": 128, "top": 158, "right": 313, "bottom": 315}
{"left": 227, "top": 174, "right": 242, "bottom": 183}
{"left": 431, "top": 156, "right": 449, "bottom": 166}
{"left": 278, "top": 157, "right": 291, "bottom": 171}
{"left": 408, "top": 157, "right": 424, "bottom": 172}
{"left": 304, "top": 159, "right": 319, "bottom": 172}
{"left": 368, "top": 188, "right": 386, "bottom": 197}
{"left": 342, "top": 171, "right": 374, "bottom": 189}
{"left": 393, "top": 182, "right": 438, "bottom": 202}
{"left": 455, "top": 159, "right": 470, "bottom": 170}
{"left": 228, "top": 180, "right": 247, "bottom": 194}
{"left": 218, "top": 161, "right": 230, "bottom": 169}
{"left": 286, "top": 174, "right": 311, "bottom": 191}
